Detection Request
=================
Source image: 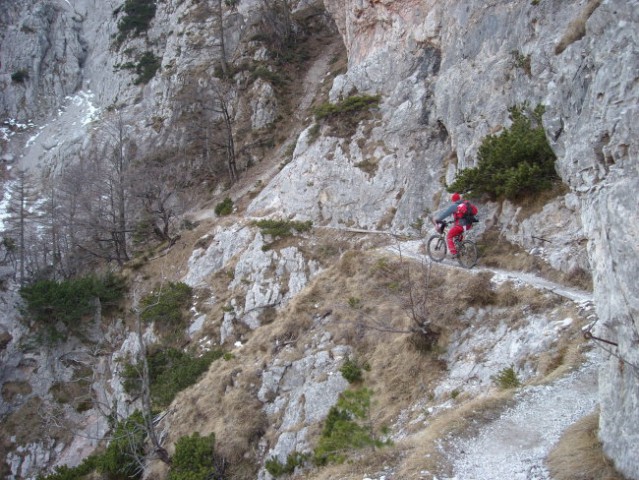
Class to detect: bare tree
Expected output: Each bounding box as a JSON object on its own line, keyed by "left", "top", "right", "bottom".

{"left": 130, "top": 153, "right": 185, "bottom": 246}
{"left": 3, "top": 168, "right": 39, "bottom": 285}
{"left": 173, "top": 78, "right": 239, "bottom": 183}
{"left": 211, "top": 82, "right": 239, "bottom": 183}
{"left": 54, "top": 113, "right": 136, "bottom": 266}
{"left": 214, "top": 0, "right": 230, "bottom": 78}
{"left": 132, "top": 301, "right": 171, "bottom": 466}
{"left": 338, "top": 240, "right": 441, "bottom": 349}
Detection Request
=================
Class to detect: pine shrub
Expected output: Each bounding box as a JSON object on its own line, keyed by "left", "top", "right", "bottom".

{"left": 122, "top": 348, "right": 224, "bottom": 408}
{"left": 11, "top": 69, "right": 29, "bottom": 83}
{"left": 140, "top": 281, "right": 193, "bottom": 327}
{"left": 493, "top": 365, "right": 521, "bottom": 389}
{"left": 169, "top": 432, "right": 220, "bottom": 480}
{"left": 339, "top": 357, "right": 368, "bottom": 384}
{"left": 133, "top": 51, "right": 160, "bottom": 85}
{"left": 265, "top": 452, "right": 309, "bottom": 477}
{"left": 214, "top": 197, "right": 234, "bottom": 216}
{"left": 254, "top": 219, "right": 312, "bottom": 238}
{"left": 20, "top": 273, "right": 126, "bottom": 331}
{"left": 448, "top": 104, "right": 559, "bottom": 201}
{"left": 313, "top": 95, "right": 381, "bottom": 121}
{"left": 117, "top": 0, "right": 157, "bottom": 41}
{"left": 97, "top": 411, "right": 146, "bottom": 479}
{"left": 313, "top": 388, "right": 390, "bottom": 466}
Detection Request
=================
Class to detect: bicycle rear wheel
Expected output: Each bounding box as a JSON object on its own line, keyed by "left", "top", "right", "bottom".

{"left": 427, "top": 235, "right": 446, "bottom": 262}
{"left": 457, "top": 240, "right": 478, "bottom": 268}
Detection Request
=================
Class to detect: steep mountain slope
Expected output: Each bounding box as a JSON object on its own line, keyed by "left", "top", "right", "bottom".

{"left": 0, "top": 0, "right": 637, "bottom": 479}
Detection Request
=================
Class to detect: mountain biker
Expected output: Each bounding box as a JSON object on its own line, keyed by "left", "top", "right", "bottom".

{"left": 434, "top": 193, "right": 478, "bottom": 257}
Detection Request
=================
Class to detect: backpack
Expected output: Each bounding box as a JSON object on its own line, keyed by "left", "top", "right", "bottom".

{"left": 455, "top": 200, "right": 478, "bottom": 225}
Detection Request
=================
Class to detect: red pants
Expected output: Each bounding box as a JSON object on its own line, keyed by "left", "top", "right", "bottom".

{"left": 447, "top": 225, "right": 464, "bottom": 254}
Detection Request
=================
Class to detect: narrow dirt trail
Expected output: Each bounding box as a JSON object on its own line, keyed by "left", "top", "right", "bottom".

{"left": 383, "top": 237, "right": 594, "bottom": 305}
{"left": 380, "top": 236, "right": 603, "bottom": 480}
{"left": 444, "top": 348, "right": 601, "bottom": 480}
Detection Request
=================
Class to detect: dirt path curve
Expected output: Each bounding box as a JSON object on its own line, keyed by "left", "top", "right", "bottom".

{"left": 383, "top": 237, "right": 594, "bottom": 305}
{"left": 380, "top": 236, "right": 602, "bottom": 479}
{"left": 444, "top": 348, "right": 601, "bottom": 480}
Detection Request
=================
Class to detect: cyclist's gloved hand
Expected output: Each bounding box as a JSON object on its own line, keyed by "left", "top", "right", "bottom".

{"left": 435, "top": 221, "right": 444, "bottom": 234}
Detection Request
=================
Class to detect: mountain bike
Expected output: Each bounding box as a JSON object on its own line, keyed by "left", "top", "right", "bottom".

{"left": 426, "top": 221, "right": 478, "bottom": 268}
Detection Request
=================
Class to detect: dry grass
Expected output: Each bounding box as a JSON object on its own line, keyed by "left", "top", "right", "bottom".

{"left": 532, "top": 316, "right": 590, "bottom": 384}
{"left": 516, "top": 182, "right": 570, "bottom": 219}
{"left": 479, "top": 228, "right": 593, "bottom": 291}
{"left": 1, "top": 381, "right": 32, "bottom": 402}
{"left": 164, "top": 354, "right": 268, "bottom": 479}
{"left": 144, "top": 230, "right": 592, "bottom": 480}
{"left": 158, "top": 248, "right": 461, "bottom": 478}
{"left": 547, "top": 412, "right": 629, "bottom": 480}
{"left": 555, "top": 0, "right": 603, "bottom": 55}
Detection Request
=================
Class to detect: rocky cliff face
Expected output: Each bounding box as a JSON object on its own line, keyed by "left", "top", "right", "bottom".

{"left": 0, "top": 0, "right": 638, "bottom": 478}
{"left": 254, "top": 0, "right": 638, "bottom": 476}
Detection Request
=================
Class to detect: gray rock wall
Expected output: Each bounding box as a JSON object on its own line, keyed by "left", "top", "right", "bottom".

{"left": 319, "top": 0, "right": 639, "bottom": 477}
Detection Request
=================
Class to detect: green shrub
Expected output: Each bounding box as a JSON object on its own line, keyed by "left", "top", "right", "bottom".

{"left": 11, "top": 69, "right": 29, "bottom": 83}
{"left": 214, "top": 197, "right": 234, "bottom": 216}
{"left": 123, "top": 348, "right": 224, "bottom": 408}
{"left": 313, "top": 94, "right": 381, "bottom": 121}
{"left": 96, "top": 411, "right": 146, "bottom": 479}
{"left": 133, "top": 51, "right": 160, "bottom": 85}
{"left": 117, "top": 0, "right": 157, "bottom": 41}
{"left": 448, "top": 103, "right": 558, "bottom": 201}
{"left": 492, "top": 365, "right": 521, "bottom": 389}
{"left": 140, "top": 281, "right": 193, "bottom": 327}
{"left": 37, "top": 455, "right": 99, "bottom": 480}
{"left": 254, "top": 219, "right": 313, "bottom": 238}
{"left": 169, "top": 432, "right": 220, "bottom": 480}
{"left": 339, "top": 357, "right": 368, "bottom": 384}
{"left": 250, "top": 65, "right": 286, "bottom": 87}
{"left": 313, "top": 388, "right": 390, "bottom": 466}
{"left": 20, "top": 273, "right": 126, "bottom": 331}
{"left": 265, "top": 452, "right": 309, "bottom": 477}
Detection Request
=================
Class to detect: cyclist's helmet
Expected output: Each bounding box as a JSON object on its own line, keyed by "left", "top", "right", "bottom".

{"left": 451, "top": 192, "right": 461, "bottom": 202}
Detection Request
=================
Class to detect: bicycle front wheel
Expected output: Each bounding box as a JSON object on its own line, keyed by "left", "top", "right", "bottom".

{"left": 457, "top": 240, "right": 478, "bottom": 268}
{"left": 427, "top": 235, "right": 446, "bottom": 262}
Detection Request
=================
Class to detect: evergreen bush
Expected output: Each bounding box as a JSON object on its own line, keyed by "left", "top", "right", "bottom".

{"left": 339, "top": 357, "right": 368, "bottom": 384}
{"left": 20, "top": 273, "right": 126, "bottom": 331}
{"left": 117, "top": 0, "right": 157, "bottom": 41}
{"left": 11, "top": 69, "right": 29, "bottom": 83}
{"left": 37, "top": 413, "right": 147, "bottom": 479}
{"left": 254, "top": 219, "right": 312, "bottom": 238}
{"left": 313, "top": 94, "right": 381, "bottom": 122}
{"left": 313, "top": 388, "right": 390, "bottom": 466}
{"left": 250, "top": 65, "right": 286, "bottom": 87}
{"left": 133, "top": 51, "right": 160, "bottom": 85}
{"left": 123, "top": 348, "right": 225, "bottom": 408}
{"left": 96, "top": 411, "right": 146, "bottom": 479}
{"left": 36, "top": 455, "right": 98, "bottom": 480}
{"left": 169, "top": 432, "right": 220, "bottom": 480}
{"left": 448, "top": 104, "right": 558, "bottom": 201}
{"left": 492, "top": 365, "right": 521, "bottom": 389}
{"left": 265, "top": 452, "right": 309, "bottom": 477}
{"left": 140, "top": 281, "right": 193, "bottom": 327}
{"left": 214, "top": 197, "right": 234, "bottom": 216}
